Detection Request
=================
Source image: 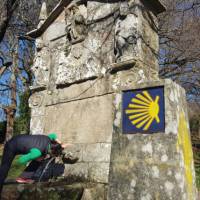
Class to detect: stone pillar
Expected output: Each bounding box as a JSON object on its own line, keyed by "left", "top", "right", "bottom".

{"left": 108, "top": 79, "right": 197, "bottom": 200}
{"left": 26, "top": 0, "right": 197, "bottom": 199}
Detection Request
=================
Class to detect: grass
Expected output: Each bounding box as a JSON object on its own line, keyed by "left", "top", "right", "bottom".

{"left": 191, "top": 134, "right": 200, "bottom": 189}
{"left": 195, "top": 167, "right": 200, "bottom": 189}
{"left": 193, "top": 149, "right": 200, "bottom": 189}
{"left": 0, "top": 145, "right": 26, "bottom": 179}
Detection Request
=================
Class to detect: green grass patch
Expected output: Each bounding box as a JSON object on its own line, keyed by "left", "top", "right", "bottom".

{"left": 7, "top": 156, "right": 26, "bottom": 178}
{"left": 193, "top": 150, "right": 200, "bottom": 189}
{"left": 0, "top": 145, "right": 26, "bottom": 179}
{"left": 195, "top": 167, "right": 200, "bottom": 189}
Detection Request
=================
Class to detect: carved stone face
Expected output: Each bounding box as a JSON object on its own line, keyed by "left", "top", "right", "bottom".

{"left": 32, "top": 49, "right": 50, "bottom": 86}
{"left": 120, "top": 1, "right": 129, "bottom": 17}
{"left": 74, "top": 14, "right": 85, "bottom": 24}
{"left": 29, "top": 93, "right": 44, "bottom": 108}
{"left": 115, "top": 14, "right": 138, "bottom": 62}
{"left": 35, "top": 39, "right": 44, "bottom": 51}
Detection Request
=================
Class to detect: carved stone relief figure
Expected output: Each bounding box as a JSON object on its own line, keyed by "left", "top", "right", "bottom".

{"left": 32, "top": 39, "right": 50, "bottom": 86}
{"left": 29, "top": 93, "right": 44, "bottom": 108}
{"left": 65, "top": 4, "right": 87, "bottom": 57}
{"left": 114, "top": 2, "right": 138, "bottom": 62}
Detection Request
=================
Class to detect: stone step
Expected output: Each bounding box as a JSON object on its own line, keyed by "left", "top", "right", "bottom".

{"left": 2, "top": 181, "right": 107, "bottom": 200}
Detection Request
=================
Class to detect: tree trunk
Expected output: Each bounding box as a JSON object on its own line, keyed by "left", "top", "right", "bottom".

{"left": 4, "top": 106, "right": 15, "bottom": 141}
{"left": 4, "top": 51, "right": 17, "bottom": 141}
{"left": 0, "top": 0, "right": 18, "bottom": 43}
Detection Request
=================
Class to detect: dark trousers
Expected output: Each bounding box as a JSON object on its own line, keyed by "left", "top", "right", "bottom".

{"left": 0, "top": 142, "right": 15, "bottom": 195}
{"left": 19, "top": 160, "right": 41, "bottom": 179}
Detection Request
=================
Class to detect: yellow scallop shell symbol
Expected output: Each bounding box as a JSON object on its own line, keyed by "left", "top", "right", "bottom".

{"left": 125, "top": 91, "right": 160, "bottom": 131}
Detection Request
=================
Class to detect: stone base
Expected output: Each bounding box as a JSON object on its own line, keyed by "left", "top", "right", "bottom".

{"left": 108, "top": 79, "right": 197, "bottom": 200}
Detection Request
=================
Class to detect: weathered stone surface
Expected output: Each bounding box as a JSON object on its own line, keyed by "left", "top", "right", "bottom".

{"left": 32, "top": 46, "right": 51, "bottom": 87}
{"left": 83, "top": 143, "right": 111, "bottom": 162}
{"left": 115, "top": 12, "right": 138, "bottom": 62}
{"left": 88, "top": 162, "right": 110, "bottom": 183}
{"left": 139, "top": 4, "right": 159, "bottom": 70}
{"left": 49, "top": 77, "right": 113, "bottom": 105}
{"left": 61, "top": 142, "right": 111, "bottom": 184}
{"left": 108, "top": 80, "right": 197, "bottom": 200}
{"left": 63, "top": 162, "right": 110, "bottom": 184}
{"left": 44, "top": 92, "right": 114, "bottom": 184}
{"left": 45, "top": 22, "right": 66, "bottom": 41}
{"left": 110, "top": 133, "right": 179, "bottom": 165}
{"left": 81, "top": 184, "right": 107, "bottom": 200}
{"left": 64, "top": 163, "right": 89, "bottom": 181}
{"left": 31, "top": 0, "right": 161, "bottom": 87}
{"left": 109, "top": 163, "right": 188, "bottom": 200}
{"left": 30, "top": 116, "right": 45, "bottom": 135}
{"left": 44, "top": 94, "right": 114, "bottom": 144}
{"left": 2, "top": 182, "right": 107, "bottom": 200}
{"left": 30, "top": 107, "right": 45, "bottom": 117}
{"left": 63, "top": 143, "right": 84, "bottom": 162}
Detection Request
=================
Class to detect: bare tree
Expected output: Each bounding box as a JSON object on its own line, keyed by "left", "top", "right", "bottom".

{"left": 0, "top": 0, "right": 19, "bottom": 43}
{"left": 159, "top": 0, "right": 200, "bottom": 102}
{"left": 0, "top": 0, "right": 42, "bottom": 140}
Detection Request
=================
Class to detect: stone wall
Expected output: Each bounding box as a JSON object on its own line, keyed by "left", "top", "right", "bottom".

{"left": 30, "top": 0, "right": 161, "bottom": 91}
{"left": 29, "top": 0, "right": 164, "bottom": 185}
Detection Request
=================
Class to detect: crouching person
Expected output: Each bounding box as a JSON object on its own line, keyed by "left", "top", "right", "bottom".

{"left": 0, "top": 133, "right": 66, "bottom": 195}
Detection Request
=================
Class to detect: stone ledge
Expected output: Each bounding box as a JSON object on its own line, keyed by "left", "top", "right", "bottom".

{"left": 2, "top": 182, "right": 107, "bottom": 200}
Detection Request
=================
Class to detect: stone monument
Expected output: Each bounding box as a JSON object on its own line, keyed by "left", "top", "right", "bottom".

{"left": 26, "top": 0, "right": 197, "bottom": 199}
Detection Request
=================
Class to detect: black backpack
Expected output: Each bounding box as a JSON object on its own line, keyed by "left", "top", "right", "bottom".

{"left": 32, "top": 158, "right": 65, "bottom": 182}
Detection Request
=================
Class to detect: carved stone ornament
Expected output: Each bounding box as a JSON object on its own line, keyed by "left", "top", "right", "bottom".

{"left": 29, "top": 93, "right": 44, "bottom": 108}
{"left": 120, "top": 1, "right": 129, "bottom": 17}
{"left": 32, "top": 48, "right": 50, "bottom": 86}
{"left": 35, "top": 38, "right": 44, "bottom": 52}
{"left": 65, "top": 4, "right": 87, "bottom": 57}
{"left": 114, "top": 13, "right": 138, "bottom": 62}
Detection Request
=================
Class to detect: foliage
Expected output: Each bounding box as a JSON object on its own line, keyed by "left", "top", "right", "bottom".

{"left": 190, "top": 114, "right": 200, "bottom": 188}
{"left": 193, "top": 149, "right": 200, "bottom": 189}
{"left": 159, "top": 0, "right": 200, "bottom": 102}
{"left": 0, "top": 145, "right": 25, "bottom": 179}
{"left": 190, "top": 116, "right": 200, "bottom": 134}
{"left": 7, "top": 155, "right": 26, "bottom": 178}
{"left": 0, "top": 0, "right": 40, "bottom": 140}
{"left": 14, "top": 91, "right": 31, "bottom": 135}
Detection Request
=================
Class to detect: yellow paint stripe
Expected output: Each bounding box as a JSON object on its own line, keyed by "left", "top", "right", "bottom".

{"left": 143, "top": 91, "right": 153, "bottom": 101}
{"left": 132, "top": 98, "right": 149, "bottom": 106}
{"left": 136, "top": 94, "right": 151, "bottom": 104}
{"left": 136, "top": 116, "right": 151, "bottom": 128}
{"left": 128, "top": 112, "right": 148, "bottom": 120}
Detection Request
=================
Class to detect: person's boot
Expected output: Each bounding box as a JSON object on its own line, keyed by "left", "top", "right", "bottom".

{"left": 16, "top": 177, "right": 34, "bottom": 184}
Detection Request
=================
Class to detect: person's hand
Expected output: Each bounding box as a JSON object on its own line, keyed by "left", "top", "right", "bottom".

{"left": 55, "top": 139, "right": 73, "bottom": 149}
{"left": 35, "top": 155, "right": 47, "bottom": 162}
{"left": 62, "top": 143, "right": 73, "bottom": 148}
